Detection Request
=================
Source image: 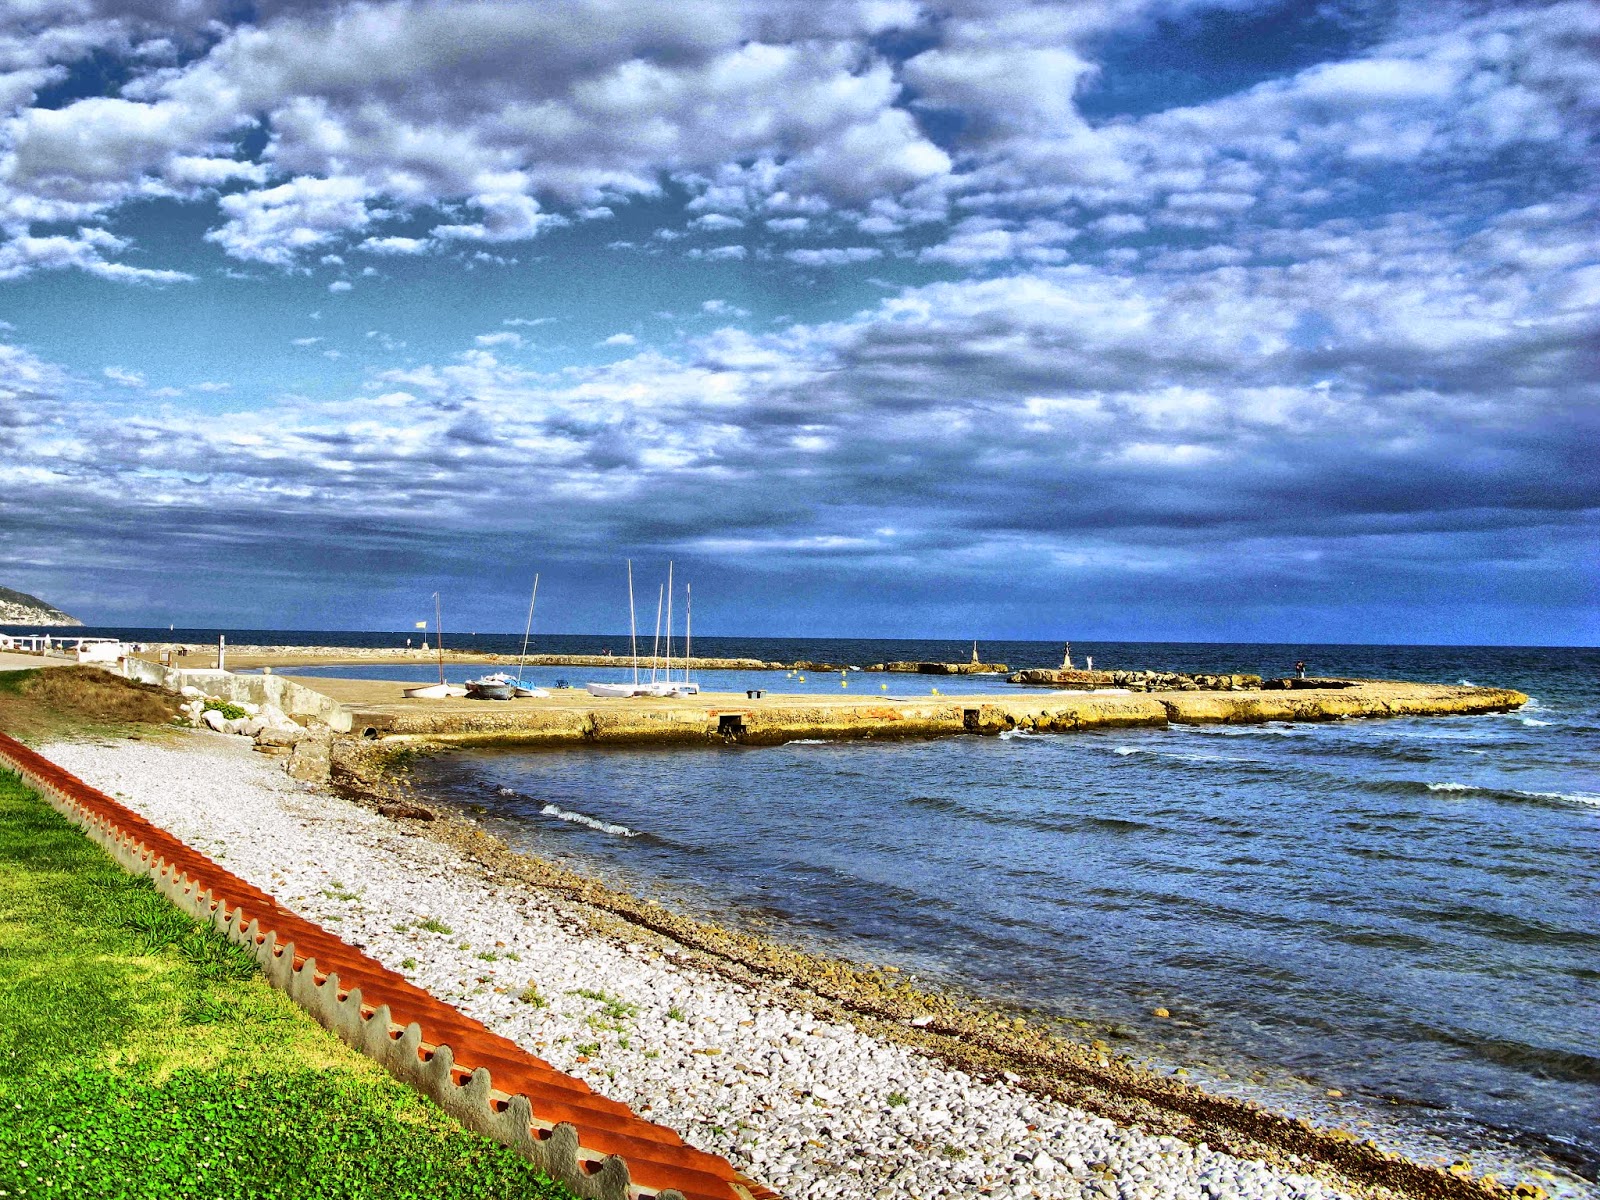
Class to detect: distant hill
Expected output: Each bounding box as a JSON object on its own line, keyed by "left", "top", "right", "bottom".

{"left": 0, "top": 586, "right": 83, "bottom": 627}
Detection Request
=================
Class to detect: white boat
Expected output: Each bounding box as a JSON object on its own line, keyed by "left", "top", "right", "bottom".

{"left": 405, "top": 594, "right": 452, "bottom": 699}
{"left": 637, "top": 680, "right": 699, "bottom": 696}
{"left": 503, "top": 576, "right": 549, "bottom": 698}
{"left": 585, "top": 681, "right": 650, "bottom": 698}
{"left": 585, "top": 561, "right": 701, "bottom": 698}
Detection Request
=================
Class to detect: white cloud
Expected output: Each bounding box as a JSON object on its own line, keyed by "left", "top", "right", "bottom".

{"left": 207, "top": 176, "right": 379, "bottom": 266}
{"left": 785, "top": 246, "right": 882, "bottom": 266}
{"left": 691, "top": 213, "right": 744, "bottom": 231}
{"left": 601, "top": 332, "right": 637, "bottom": 346}
{"left": 475, "top": 331, "right": 523, "bottom": 348}
{"left": 359, "top": 235, "right": 430, "bottom": 255}
{"left": 103, "top": 366, "right": 145, "bottom": 387}
{"left": 328, "top": 279, "right": 352, "bottom": 292}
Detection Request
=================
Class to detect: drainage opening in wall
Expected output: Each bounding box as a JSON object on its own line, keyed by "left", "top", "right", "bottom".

{"left": 362, "top": 727, "right": 380, "bottom": 740}
{"left": 717, "top": 714, "right": 746, "bottom": 738}
{"left": 963, "top": 709, "right": 980, "bottom": 731}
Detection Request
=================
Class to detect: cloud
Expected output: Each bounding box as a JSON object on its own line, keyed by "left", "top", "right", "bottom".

{"left": 785, "top": 246, "right": 882, "bottom": 266}
{"left": 207, "top": 176, "right": 380, "bottom": 265}
{"left": 5, "top": 195, "right": 1593, "bottom": 631}
{"left": 103, "top": 366, "right": 146, "bottom": 387}
{"left": 328, "top": 279, "right": 352, "bottom": 292}
{"left": 474, "top": 331, "right": 522, "bottom": 348}
{"left": 359, "top": 235, "right": 430, "bottom": 254}
{"left": 601, "top": 332, "right": 637, "bottom": 346}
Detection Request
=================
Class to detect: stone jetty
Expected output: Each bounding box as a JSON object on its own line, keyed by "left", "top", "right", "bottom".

{"left": 261, "top": 675, "right": 1528, "bottom": 749}
{"left": 867, "top": 660, "right": 1011, "bottom": 675}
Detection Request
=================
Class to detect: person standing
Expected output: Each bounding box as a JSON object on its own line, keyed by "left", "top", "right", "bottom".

{"left": 1295, "top": 660, "right": 1307, "bottom": 679}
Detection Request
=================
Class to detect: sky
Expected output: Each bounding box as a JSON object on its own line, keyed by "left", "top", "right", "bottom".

{"left": 0, "top": 0, "right": 1595, "bottom": 643}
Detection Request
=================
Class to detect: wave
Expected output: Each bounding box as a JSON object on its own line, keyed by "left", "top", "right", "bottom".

{"left": 1422, "top": 782, "right": 1600, "bottom": 808}
{"left": 539, "top": 802, "right": 639, "bottom": 837}
{"left": 1519, "top": 718, "right": 1552, "bottom": 727}
{"left": 999, "top": 728, "right": 1036, "bottom": 741}
{"left": 785, "top": 738, "right": 830, "bottom": 745}
{"left": 1113, "top": 745, "right": 1143, "bottom": 756}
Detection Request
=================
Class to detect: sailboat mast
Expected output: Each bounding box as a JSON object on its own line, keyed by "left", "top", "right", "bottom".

{"left": 650, "top": 584, "right": 664, "bottom": 682}
{"left": 433, "top": 592, "right": 444, "bottom": 686}
{"left": 685, "top": 582, "right": 691, "bottom": 684}
{"left": 665, "top": 561, "right": 674, "bottom": 684}
{"left": 515, "top": 574, "right": 539, "bottom": 685}
{"left": 627, "top": 559, "right": 639, "bottom": 686}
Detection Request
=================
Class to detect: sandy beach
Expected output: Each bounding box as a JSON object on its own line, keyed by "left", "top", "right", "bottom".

{"left": 32, "top": 728, "right": 1534, "bottom": 1200}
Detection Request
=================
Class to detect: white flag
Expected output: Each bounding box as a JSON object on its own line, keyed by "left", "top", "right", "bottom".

{"left": 415, "top": 620, "right": 428, "bottom": 628}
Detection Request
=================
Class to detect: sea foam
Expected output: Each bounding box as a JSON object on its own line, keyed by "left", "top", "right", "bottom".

{"left": 540, "top": 802, "right": 638, "bottom": 837}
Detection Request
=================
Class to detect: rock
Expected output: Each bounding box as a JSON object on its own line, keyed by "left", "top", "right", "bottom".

{"left": 180, "top": 685, "right": 204, "bottom": 698}
{"left": 378, "top": 801, "right": 436, "bottom": 821}
{"left": 1153, "top": 1008, "right": 1170, "bottom": 1019}
{"left": 201, "top": 708, "right": 229, "bottom": 731}
{"left": 255, "top": 723, "right": 306, "bottom": 748}
{"left": 285, "top": 728, "right": 333, "bottom": 782}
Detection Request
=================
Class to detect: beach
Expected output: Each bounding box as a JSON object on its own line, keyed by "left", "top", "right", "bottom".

{"left": 35, "top": 726, "right": 1546, "bottom": 1200}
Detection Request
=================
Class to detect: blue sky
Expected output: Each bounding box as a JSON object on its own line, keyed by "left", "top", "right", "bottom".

{"left": 1, "top": 0, "right": 1595, "bottom": 643}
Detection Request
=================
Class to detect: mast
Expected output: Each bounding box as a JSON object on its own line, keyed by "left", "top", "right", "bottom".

{"left": 432, "top": 592, "right": 444, "bottom": 685}
{"left": 665, "top": 560, "right": 674, "bottom": 685}
{"left": 627, "top": 559, "right": 639, "bottom": 686}
{"left": 650, "top": 583, "right": 664, "bottom": 682}
{"left": 515, "top": 574, "right": 539, "bottom": 685}
{"left": 685, "top": 582, "right": 691, "bottom": 684}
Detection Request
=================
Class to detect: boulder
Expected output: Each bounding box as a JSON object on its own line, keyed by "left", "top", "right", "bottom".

{"left": 201, "top": 708, "right": 229, "bottom": 731}
{"left": 286, "top": 728, "right": 333, "bottom": 782}
{"left": 255, "top": 723, "right": 307, "bottom": 748}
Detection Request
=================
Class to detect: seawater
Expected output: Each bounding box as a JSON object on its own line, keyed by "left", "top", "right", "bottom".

{"left": 392, "top": 642, "right": 1600, "bottom": 1184}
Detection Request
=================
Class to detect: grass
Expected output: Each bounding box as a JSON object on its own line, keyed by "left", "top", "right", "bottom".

{"left": 0, "top": 768, "right": 576, "bottom": 1200}
{"left": 0, "top": 667, "right": 183, "bottom": 744}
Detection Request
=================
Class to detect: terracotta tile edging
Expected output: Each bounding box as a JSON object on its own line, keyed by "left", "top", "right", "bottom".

{"left": 0, "top": 733, "right": 778, "bottom": 1200}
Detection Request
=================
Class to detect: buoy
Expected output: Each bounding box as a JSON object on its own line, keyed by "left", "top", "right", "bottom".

{"left": 880, "top": 683, "right": 888, "bottom": 690}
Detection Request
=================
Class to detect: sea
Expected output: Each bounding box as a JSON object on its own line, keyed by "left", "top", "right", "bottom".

{"left": 16, "top": 630, "right": 1600, "bottom": 1187}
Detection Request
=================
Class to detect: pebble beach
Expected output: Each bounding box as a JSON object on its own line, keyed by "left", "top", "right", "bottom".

{"left": 36, "top": 731, "right": 1377, "bottom": 1200}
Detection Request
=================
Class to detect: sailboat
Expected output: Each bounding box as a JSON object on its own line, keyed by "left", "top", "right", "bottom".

{"left": 586, "top": 562, "right": 700, "bottom": 697}
{"left": 404, "top": 594, "right": 452, "bottom": 698}
{"left": 634, "top": 562, "right": 699, "bottom": 696}
{"left": 586, "top": 561, "right": 649, "bottom": 697}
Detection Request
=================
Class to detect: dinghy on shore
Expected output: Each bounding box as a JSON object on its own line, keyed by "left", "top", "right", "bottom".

{"left": 404, "top": 594, "right": 452, "bottom": 699}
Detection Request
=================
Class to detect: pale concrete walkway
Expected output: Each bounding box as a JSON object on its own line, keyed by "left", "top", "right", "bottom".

{"left": 0, "top": 651, "right": 75, "bottom": 672}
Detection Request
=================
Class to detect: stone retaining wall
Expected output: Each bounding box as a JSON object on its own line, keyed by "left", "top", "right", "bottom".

{"left": 121, "top": 657, "right": 352, "bottom": 732}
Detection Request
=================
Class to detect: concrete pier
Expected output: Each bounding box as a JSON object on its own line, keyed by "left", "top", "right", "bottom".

{"left": 276, "top": 676, "right": 1528, "bottom": 747}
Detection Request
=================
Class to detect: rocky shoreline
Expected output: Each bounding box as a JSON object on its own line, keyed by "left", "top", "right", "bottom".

{"left": 32, "top": 729, "right": 1556, "bottom": 1200}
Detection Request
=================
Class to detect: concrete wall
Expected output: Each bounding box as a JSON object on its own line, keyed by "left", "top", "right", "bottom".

{"left": 121, "top": 657, "right": 351, "bottom": 732}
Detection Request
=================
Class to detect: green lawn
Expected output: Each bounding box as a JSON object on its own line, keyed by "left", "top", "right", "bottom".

{"left": 0, "top": 768, "right": 576, "bottom": 1200}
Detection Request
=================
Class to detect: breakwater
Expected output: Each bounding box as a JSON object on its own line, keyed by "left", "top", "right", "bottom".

{"left": 324, "top": 678, "right": 1525, "bottom": 747}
